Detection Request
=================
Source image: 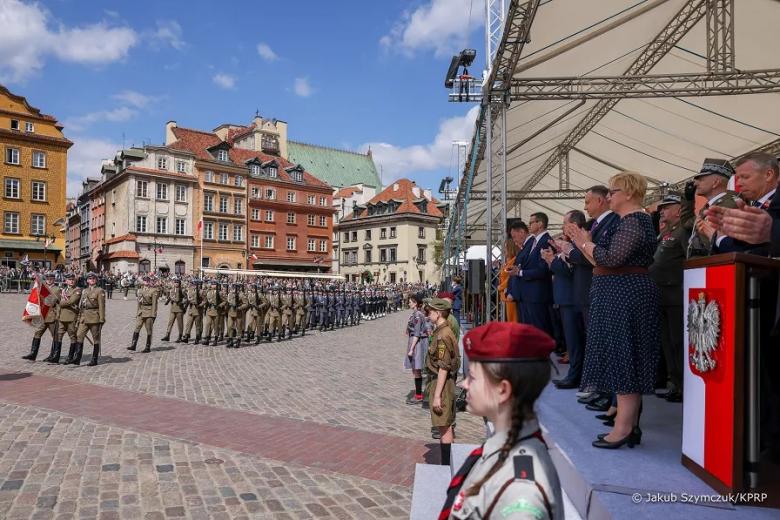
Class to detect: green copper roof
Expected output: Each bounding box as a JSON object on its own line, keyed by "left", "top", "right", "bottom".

{"left": 287, "top": 141, "right": 381, "bottom": 189}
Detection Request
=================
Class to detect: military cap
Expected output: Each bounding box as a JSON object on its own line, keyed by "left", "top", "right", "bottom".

{"left": 64, "top": 273, "right": 75, "bottom": 280}
{"left": 463, "top": 322, "right": 555, "bottom": 362}
{"left": 86, "top": 272, "right": 98, "bottom": 279}
{"left": 657, "top": 193, "right": 683, "bottom": 208}
{"left": 192, "top": 279, "right": 203, "bottom": 285}
{"left": 694, "top": 158, "right": 735, "bottom": 179}
{"left": 44, "top": 271, "right": 56, "bottom": 278}
{"left": 424, "top": 298, "right": 452, "bottom": 311}
{"left": 210, "top": 279, "right": 219, "bottom": 285}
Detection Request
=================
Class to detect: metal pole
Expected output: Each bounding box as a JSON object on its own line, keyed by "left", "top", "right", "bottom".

{"left": 747, "top": 271, "right": 760, "bottom": 488}
{"left": 500, "top": 103, "right": 508, "bottom": 322}
{"left": 485, "top": 104, "right": 493, "bottom": 323}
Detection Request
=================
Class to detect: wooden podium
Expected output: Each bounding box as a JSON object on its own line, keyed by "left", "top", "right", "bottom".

{"left": 681, "top": 253, "right": 780, "bottom": 502}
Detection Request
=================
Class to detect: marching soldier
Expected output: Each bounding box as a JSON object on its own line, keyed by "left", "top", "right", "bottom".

{"left": 316, "top": 289, "right": 327, "bottom": 331}
{"left": 57, "top": 273, "right": 82, "bottom": 364}
{"left": 265, "top": 286, "right": 282, "bottom": 340}
{"left": 225, "top": 282, "right": 241, "bottom": 348}
{"left": 685, "top": 158, "right": 739, "bottom": 258}
{"left": 203, "top": 279, "right": 221, "bottom": 346}
{"left": 129, "top": 276, "right": 158, "bottom": 353}
{"left": 293, "top": 286, "right": 307, "bottom": 335}
{"left": 245, "top": 282, "right": 259, "bottom": 342}
{"left": 335, "top": 290, "right": 345, "bottom": 328}
{"left": 23, "top": 271, "right": 61, "bottom": 362}
{"left": 162, "top": 277, "right": 186, "bottom": 342}
{"left": 280, "top": 286, "right": 294, "bottom": 340}
{"left": 217, "top": 282, "right": 229, "bottom": 343}
{"left": 183, "top": 279, "right": 204, "bottom": 344}
{"left": 256, "top": 284, "right": 270, "bottom": 343}
{"left": 326, "top": 288, "right": 336, "bottom": 330}
{"left": 238, "top": 283, "right": 250, "bottom": 340}
{"left": 68, "top": 272, "right": 105, "bottom": 366}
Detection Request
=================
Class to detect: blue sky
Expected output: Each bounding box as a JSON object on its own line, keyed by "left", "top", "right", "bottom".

{"left": 0, "top": 0, "right": 484, "bottom": 196}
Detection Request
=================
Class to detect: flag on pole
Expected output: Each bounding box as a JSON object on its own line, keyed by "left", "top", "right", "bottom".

{"left": 251, "top": 253, "right": 258, "bottom": 260}
{"left": 197, "top": 220, "right": 203, "bottom": 236}
{"left": 22, "top": 279, "right": 50, "bottom": 326}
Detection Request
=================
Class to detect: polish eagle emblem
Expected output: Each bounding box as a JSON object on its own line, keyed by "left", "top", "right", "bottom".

{"left": 687, "top": 292, "right": 721, "bottom": 374}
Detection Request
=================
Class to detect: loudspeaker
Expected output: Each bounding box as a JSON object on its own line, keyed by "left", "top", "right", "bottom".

{"left": 467, "top": 259, "right": 485, "bottom": 294}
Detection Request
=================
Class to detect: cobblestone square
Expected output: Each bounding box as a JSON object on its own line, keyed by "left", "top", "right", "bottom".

{"left": 0, "top": 294, "right": 484, "bottom": 519}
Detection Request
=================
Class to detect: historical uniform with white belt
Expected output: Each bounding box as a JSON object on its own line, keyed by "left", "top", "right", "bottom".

{"left": 129, "top": 276, "right": 158, "bottom": 353}
{"left": 162, "top": 277, "right": 186, "bottom": 342}
{"left": 23, "top": 271, "right": 61, "bottom": 362}
{"left": 183, "top": 280, "right": 203, "bottom": 344}
{"left": 68, "top": 272, "right": 105, "bottom": 366}
{"left": 57, "top": 274, "right": 82, "bottom": 364}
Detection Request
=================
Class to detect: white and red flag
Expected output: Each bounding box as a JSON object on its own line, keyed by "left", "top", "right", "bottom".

{"left": 22, "top": 279, "right": 51, "bottom": 326}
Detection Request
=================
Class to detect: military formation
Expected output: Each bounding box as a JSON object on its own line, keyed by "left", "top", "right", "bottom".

{"left": 22, "top": 272, "right": 409, "bottom": 365}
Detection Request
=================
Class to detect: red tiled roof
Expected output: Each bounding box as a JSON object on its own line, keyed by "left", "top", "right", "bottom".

{"left": 344, "top": 178, "right": 442, "bottom": 220}
{"left": 335, "top": 186, "right": 362, "bottom": 198}
{"left": 104, "top": 250, "right": 140, "bottom": 260}
{"left": 169, "top": 126, "right": 330, "bottom": 188}
{"left": 104, "top": 233, "right": 137, "bottom": 246}
{"left": 126, "top": 166, "right": 198, "bottom": 181}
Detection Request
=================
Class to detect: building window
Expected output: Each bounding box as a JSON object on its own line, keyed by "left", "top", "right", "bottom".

{"left": 319, "top": 240, "right": 327, "bottom": 253}
{"left": 136, "top": 180, "right": 148, "bottom": 198}
{"left": 175, "top": 260, "right": 186, "bottom": 275}
{"left": 307, "top": 195, "right": 315, "bottom": 205}
{"left": 201, "top": 257, "right": 210, "bottom": 267}
{"left": 343, "top": 251, "right": 350, "bottom": 265}
{"left": 175, "top": 184, "right": 187, "bottom": 202}
{"left": 352, "top": 231, "right": 358, "bottom": 241}
{"left": 307, "top": 214, "right": 315, "bottom": 226}
{"left": 287, "top": 191, "right": 296, "bottom": 203}
{"left": 390, "top": 227, "right": 396, "bottom": 239}
{"left": 5, "top": 148, "right": 20, "bottom": 165}
{"left": 31, "top": 181, "right": 46, "bottom": 201}
{"left": 319, "top": 215, "right": 326, "bottom": 227}
{"left": 365, "top": 229, "right": 371, "bottom": 240}
{"left": 4, "top": 212, "right": 19, "bottom": 233}
{"left": 250, "top": 164, "right": 261, "bottom": 177}
{"left": 10, "top": 119, "right": 19, "bottom": 131}
{"left": 219, "top": 196, "right": 228, "bottom": 213}
{"left": 234, "top": 175, "right": 243, "bottom": 187}
{"left": 286, "top": 236, "right": 296, "bottom": 251}
{"left": 31, "top": 214, "right": 45, "bottom": 235}
{"left": 156, "top": 183, "right": 168, "bottom": 200}
{"left": 264, "top": 235, "right": 274, "bottom": 248}
{"left": 365, "top": 249, "right": 372, "bottom": 263}
{"left": 204, "top": 171, "right": 214, "bottom": 183}
{"left": 176, "top": 160, "right": 187, "bottom": 173}
{"left": 217, "top": 149, "right": 229, "bottom": 162}
{"left": 25, "top": 122, "right": 34, "bottom": 133}
{"left": 418, "top": 226, "right": 425, "bottom": 239}
{"left": 343, "top": 232, "right": 349, "bottom": 243}
{"left": 203, "top": 222, "right": 214, "bottom": 239}
{"left": 4, "top": 178, "right": 20, "bottom": 199}
{"left": 251, "top": 235, "right": 260, "bottom": 248}
{"left": 265, "top": 188, "right": 276, "bottom": 200}
{"left": 268, "top": 166, "right": 278, "bottom": 178}
{"left": 234, "top": 198, "right": 243, "bottom": 215}
{"left": 390, "top": 247, "right": 397, "bottom": 262}
{"left": 157, "top": 156, "right": 167, "bottom": 170}
{"left": 417, "top": 246, "right": 426, "bottom": 262}
{"left": 265, "top": 210, "right": 274, "bottom": 222}
{"left": 380, "top": 228, "right": 387, "bottom": 239}
{"left": 218, "top": 223, "right": 228, "bottom": 241}
{"left": 175, "top": 218, "right": 185, "bottom": 235}
{"left": 251, "top": 187, "right": 259, "bottom": 198}
{"left": 233, "top": 224, "right": 243, "bottom": 241}
{"left": 307, "top": 238, "right": 316, "bottom": 252}
{"left": 204, "top": 193, "right": 214, "bottom": 212}
{"left": 390, "top": 272, "right": 396, "bottom": 283}
{"left": 380, "top": 248, "right": 387, "bottom": 263}
{"left": 156, "top": 216, "right": 167, "bottom": 234}
{"left": 32, "top": 151, "right": 46, "bottom": 168}
{"left": 251, "top": 208, "right": 260, "bottom": 221}
{"left": 221, "top": 173, "right": 229, "bottom": 184}
{"left": 319, "top": 196, "right": 326, "bottom": 206}
{"left": 287, "top": 212, "right": 296, "bottom": 224}
{"left": 139, "top": 260, "right": 151, "bottom": 273}
{"left": 136, "top": 215, "right": 147, "bottom": 233}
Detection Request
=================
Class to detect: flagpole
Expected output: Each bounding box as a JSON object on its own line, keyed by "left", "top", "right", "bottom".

{"left": 198, "top": 220, "right": 204, "bottom": 280}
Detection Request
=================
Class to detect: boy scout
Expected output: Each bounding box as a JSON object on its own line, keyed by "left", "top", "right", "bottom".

{"left": 162, "top": 277, "right": 186, "bottom": 342}
{"left": 424, "top": 298, "right": 460, "bottom": 466}
{"left": 57, "top": 274, "right": 82, "bottom": 364}
{"left": 183, "top": 280, "right": 204, "bottom": 344}
{"left": 129, "top": 276, "right": 158, "bottom": 353}
{"left": 68, "top": 272, "right": 106, "bottom": 366}
{"left": 24, "top": 272, "right": 61, "bottom": 362}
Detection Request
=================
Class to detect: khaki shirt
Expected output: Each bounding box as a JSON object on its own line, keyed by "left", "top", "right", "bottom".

{"left": 426, "top": 322, "right": 459, "bottom": 377}
{"left": 186, "top": 287, "right": 202, "bottom": 316}
{"left": 205, "top": 288, "right": 220, "bottom": 317}
{"left": 451, "top": 419, "right": 562, "bottom": 520}
{"left": 58, "top": 286, "right": 82, "bottom": 322}
{"left": 167, "top": 285, "right": 186, "bottom": 313}
{"left": 79, "top": 286, "right": 106, "bottom": 324}
{"left": 43, "top": 284, "right": 61, "bottom": 323}
{"left": 226, "top": 291, "right": 239, "bottom": 318}
{"left": 136, "top": 286, "right": 158, "bottom": 318}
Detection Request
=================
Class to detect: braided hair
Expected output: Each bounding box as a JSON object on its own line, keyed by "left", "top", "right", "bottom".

{"left": 464, "top": 360, "right": 550, "bottom": 497}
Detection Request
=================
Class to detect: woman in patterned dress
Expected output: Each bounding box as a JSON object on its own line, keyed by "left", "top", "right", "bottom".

{"left": 405, "top": 293, "right": 429, "bottom": 405}
{"left": 567, "top": 171, "right": 661, "bottom": 449}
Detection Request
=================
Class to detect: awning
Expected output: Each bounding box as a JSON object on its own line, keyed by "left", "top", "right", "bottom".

{"left": 0, "top": 239, "right": 62, "bottom": 252}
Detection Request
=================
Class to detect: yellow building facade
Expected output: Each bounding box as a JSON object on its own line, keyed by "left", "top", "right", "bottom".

{"left": 0, "top": 86, "right": 72, "bottom": 268}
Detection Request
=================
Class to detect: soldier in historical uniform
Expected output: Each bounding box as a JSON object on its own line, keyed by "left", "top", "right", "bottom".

{"left": 56, "top": 273, "right": 82, "bottom": 364}
{"left": 685, "top": 158, "right": 739, "bottom": 258}
{"left": 128, "top": 276, "right": 158, "bottom": 353}
{"left": 183, "top": 279, "right": 204, "bottom": 344}
{"left": 217, "top": 281, "right": 229, "bottom": 343}
{"left": 225, "top": 282, "right": 241, "bottom": 348}
{"left": 293, "top": 286, "right": 307, "bottom": 335}
{"left": 245, "top": 282, "right": 259, "bottom": 342}
{"left": 650, "top": 192, "right": 693, "bottom": 403}
{"left": 255, "top": 284, "right": 270, "bottom": 343}
{"left": 265, "top": 286, "right": 282, "bottom": 340}
{"left": 202, "top": 279, "right": 221, "bottom": 346}
{"left": 68, "top": 272, "right": 106, "bottom": 366}
{"left": 280, "top": 286, "right": 294, "bottom": 339}
{"left": 162, "top": 277, "right": 186, "bottom": 342}
{"left": 441, "top": 322, "right": 562, "bottom": 520}
{"left": 23, "top": 271, "right": 61, "bottom": 361}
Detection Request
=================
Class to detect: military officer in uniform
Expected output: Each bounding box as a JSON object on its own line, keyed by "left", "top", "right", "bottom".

{"left": 280, "top": 286, "right": 294, "bottom": 339}
{"left": 225, "top": 282, "right": 241, "bottom": 348}
{"left": 685, "top": 158, "right": 739, "bottom": 258}
{"left": 217, "top": 282, "right": 229, "bottom": 343}
{"left": 162, "top": 277, "right": 186, "bottom": 342}
{"left": 183, "top": 280, "right": 204, "bottom": 344}
{"left": 255, "top": 284, "right": 270, "bottom": 343}
{"left": 650, "top": 193, "right": 692, "bottom": 403}
{"left": 23, "top": 271, "right": 61, "bottom": 361}
{"left": 293, "top": 286, "right": 307, "bottom": 335}
{"left": 57, "top": 274, "right": 82, "bottom": 364}
{"left": 237, "top": 283, "right": 250, "bottom": 340}
{"left": 202, "top": 279, "right": 221, "bottom": 346}
{"left": 69, "top": 272, "right": 106, "bottom": 366}
{"left": 440, "top": 321, "right": 562, "bottom": 520}
{"left": 245, "top": 282, "right": 259, "bottom": 342}
{"left": 129, "top": 276, "right": 159, "bottom": 353}
{"left": 316, "top": 289, "right": 327, "bottom": 331}
{"left": 334, "top": 290, "right": 345, "bottom": 328}
{"left": 265, "top": 286, "right": 282, "bottom": 340}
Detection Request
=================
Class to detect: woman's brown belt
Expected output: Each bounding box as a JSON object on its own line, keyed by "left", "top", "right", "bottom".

{"left": 593, "top": 266, "right": 649, "bottom": 276}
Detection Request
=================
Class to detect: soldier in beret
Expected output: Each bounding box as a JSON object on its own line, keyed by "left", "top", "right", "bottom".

{"left": 440, "top": 322, "right": 562, "bottom": 520}
{"left": 68, "top": 272, "right": 105, "bottom": 366}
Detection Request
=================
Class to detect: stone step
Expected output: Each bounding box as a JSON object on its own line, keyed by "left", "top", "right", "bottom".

{"left": 409, "top": 463, "right": 451, "bottom": 520}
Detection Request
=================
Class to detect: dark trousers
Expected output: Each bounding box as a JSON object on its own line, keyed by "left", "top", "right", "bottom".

{"left": 560, "top": 305, "right": 585, "bottom": 383}
{"left": 515, "top": 301, "right": 524, "bottom": 323}
{"left": 660, "top": 305, "right": 684, "bottom": 392}
{"left": 521, "top": 302, "right": 553, "bottom": 337}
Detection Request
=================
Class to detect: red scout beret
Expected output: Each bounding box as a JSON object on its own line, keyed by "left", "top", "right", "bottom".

{"left": 464, "top": 322, "right": 555, "bottom": 362}
{"left": 437, "top": 291, "right": 455, "bottom": 300}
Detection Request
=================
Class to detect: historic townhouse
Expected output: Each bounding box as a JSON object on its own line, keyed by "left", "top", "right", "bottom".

{"left": 0, "top": 86, "right": 72, "bottom": 268}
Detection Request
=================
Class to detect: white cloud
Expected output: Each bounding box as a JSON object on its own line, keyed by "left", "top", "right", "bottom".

{"left": 380, "top": 0, "right": 483, "bottom": 57}
{"left": 256, "top": 42, "right": 278, "bottom": 62}
{"left": 112, "top": 90, "right": 154, "bottom": 108}
{"left": 293, "top": 77, "right": 313, "bottom": 97}
{"left": 65, "top": 107, "right": 137, "bottom": 132}
{"left": 67, "top": 137, "right": 122, "bottom": 197}
{"left": 360, "top": 106, "right": 479, "bottom": 182}
{"left": 0, "top": 0, "right": 137, "bottom": 82}
{"left": 152, "top": 20, "right": 185, "bottom": 50}
{"left": 213, "top": 73, "right": 236, "bottom": 89}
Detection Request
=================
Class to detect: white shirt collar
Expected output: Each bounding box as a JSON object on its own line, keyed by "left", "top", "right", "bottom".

{"left": 707, "top": 192, "right": 727, "bottom": 206}
{"left": 595, "top": 210, "right": 613, "bottom": 225}
{"left": 482, "top": 418, "right": 541, "bottom": 460}
{"left": 523, "top": 235, "right": 534, "bottom": 246}
{"left": 757, "top": 188, "right": 776, "bottom": 206}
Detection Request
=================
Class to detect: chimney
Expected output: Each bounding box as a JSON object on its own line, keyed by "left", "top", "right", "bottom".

{"left": 423, "top": 189, "right": 432, "bottom": 200}
{"left": 276, "top": 120, "right": 289, "bottom": 159}
{"left": 412, "top": 186, "right": 421, "bottom": 198}
{"left": 392, "top": 183, "right": 399, "bottom": 191}
{"left": 165, "top": 121, "right": 177, "bottom": 145}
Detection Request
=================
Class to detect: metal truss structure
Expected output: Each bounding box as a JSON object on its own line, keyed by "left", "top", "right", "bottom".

{"left": 443, "top": 0, "right": 779, "bottom": 323}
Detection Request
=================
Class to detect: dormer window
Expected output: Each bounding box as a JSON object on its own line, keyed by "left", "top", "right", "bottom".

{"left": 249, "top": 164, "right": 261, "bottom": 177}
{"left": 217, "top": 149, "right": 229, "bottom": 162}
{"left": 157, "top": 157, "right": 167, "bottom": 170}
{"left": 286, "top": 165, "right": 305, "bottom": 183}
{"left": 268, "top": 166, "right": 278, "bottom": 178}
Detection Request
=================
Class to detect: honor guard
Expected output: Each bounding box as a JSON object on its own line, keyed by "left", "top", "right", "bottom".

{"left": 265, "top": 286, "right": 282, "bottom": 340}
{"left": 238, "top": 283, "right": 250, "bottom": 340}
{"left": 441, "top": 322, "right": 562, "bottom": 520}
{"left": 69, "top": 272, "right": 106, "bottom": 366}
{"left": 183, "top": 279, "right": 204, "bottom": 344}
{"left": 255, "top": 284, "right": 270, "bottom": 343}
{"left": 202, "top": 279, "right": 221, "bottom": 345}
{"left": 129, "top": 276, "right": 158, "bottom": 353}
{"left": 162, "top": 277, "right": 186, "bottom": 342}
{"left": 245, "top": 282, "right": 259, "bottom": 342}
{"left": 315, "top": 289, "right": 326, "bottom": 331}
{"left": 23, "top": 272, "right": 61, "bottom": 362}
{"left": 217, "top": 282, "right": 229, "bottom": 342}
{"left": 326, "top": 288, "right": 336, "bottom": 330}
{"left": 57, "top": 274, "right": 82, "bottom": 364}
{"left": 334, "top": 290, "right": 345, "bottom": 328}
{"left": 293, "top": 286, "right": 307, "bottom": 335}
{"left": 225, "top": 282, "right": 241, "bottom": 348}
{"left": 280, "top": 286, "right": 294, "bottom": 339}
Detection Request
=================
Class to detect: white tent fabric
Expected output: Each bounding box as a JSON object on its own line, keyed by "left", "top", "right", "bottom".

{"left": 463, "top": 0, "right": 780, "bottom": 243}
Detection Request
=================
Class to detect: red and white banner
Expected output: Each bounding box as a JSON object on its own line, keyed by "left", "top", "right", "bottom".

{"left": 22, "top": 281, "right": 51, "bottom": 326}
{"left": 682, "top": 264, "right": 737, "bottom": 488}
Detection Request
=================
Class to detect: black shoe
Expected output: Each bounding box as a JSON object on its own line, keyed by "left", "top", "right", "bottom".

{"left": 66, "top": 343, "right": 83, "bottom": 365}
{"left": 22, "top": 338, "right": 41, "bottom": 361}
{"left": 175, "top": 336, "right": 182, "bottom": 343}
{"left": 592, "top": 428, "right": 641, "bottom": 449}
{"left": 431, "top": 427, "right": 441, "bottom": 440}
{"left": 226, "top": 338, "right": 233, "bottom": 348}
{"left": 586, "top": 397, "right": 611, "bottom": 412}
{"left": 128, "top": 332, "right": 139, "bottom": 351}
{"left": 234, "top": 339, "right": 240, "bottom": 349}
{"left": 46, "top": 341, "right": 62, "bottom": 364}
{"left": 161, "top": 335, "right": 170, "bottom": 342}
{"left": 87, "top": 343, "right": 100, "bottom": 366}
{"left": 595, "top": 412, "right": 616, "bottom": 421}
{"left": 63, "top": 343, "right": 76, "bottom": 364}
{"left": 577, "top": 393, "right": 603, "bottom": 405}
{"left": 553, "top": 379, "right": 579, "bottom": 389}
{"left": 603, "top": 418, "right": 615, "bottom": 427}
{"left": 665, "top": 391, "right": 683, "bottom": 403}
{"left": 595, "top": 427, "right": 642, "bottom": 446}
{"left": 255, "top": 336, "right": 261, "bottom": 345}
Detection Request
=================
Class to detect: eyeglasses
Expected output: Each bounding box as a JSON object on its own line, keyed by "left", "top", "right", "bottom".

{"left": 608, "top": 188, "right": 622, "bottom": 195}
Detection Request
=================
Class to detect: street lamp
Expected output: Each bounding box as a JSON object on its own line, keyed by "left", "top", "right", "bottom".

{"left": 35, "top": 233, "right": 58, "bottom": 269}
{"left": 147, "top": 238, "right": 163, "bottom": 272}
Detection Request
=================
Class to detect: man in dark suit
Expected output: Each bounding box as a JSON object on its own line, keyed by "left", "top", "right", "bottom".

{"left": 509, "top": 212, "right": 553, "bottom": 336}
{"left": 506, "top": 220, "right": 531, "bottom": 322}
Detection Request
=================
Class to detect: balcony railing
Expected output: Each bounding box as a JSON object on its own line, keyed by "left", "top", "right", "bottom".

{"left": 261, "top": 140, "right": 280, "bottom": 154}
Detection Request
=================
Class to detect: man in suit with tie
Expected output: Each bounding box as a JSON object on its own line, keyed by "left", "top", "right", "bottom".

{"left": 506, "top": 220, "right": 531, "bottom": 322}
{"left": 685, "top": 158, "right": 739, "bottom": 257}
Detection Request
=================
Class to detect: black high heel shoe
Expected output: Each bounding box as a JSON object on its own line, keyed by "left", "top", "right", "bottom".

{"left": 596, "top": 427, "right": 642, "bottom": 445}
{"left": 592, "top": 427, "right": 642, "bottom": 449}
{"left": 595, "top": 412, "right": 616, "bottom": 421}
